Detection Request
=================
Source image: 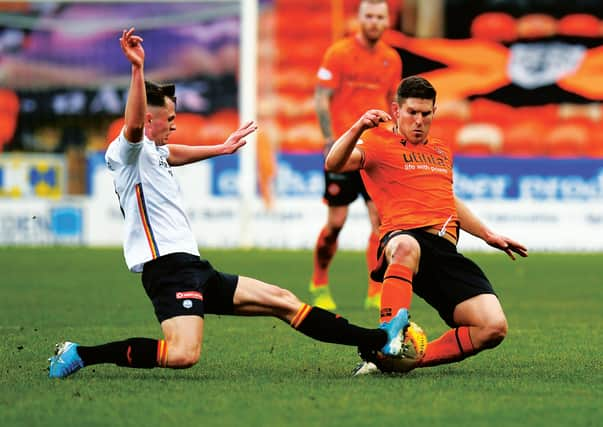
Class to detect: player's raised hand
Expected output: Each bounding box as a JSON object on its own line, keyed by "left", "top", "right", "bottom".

{"left": 359, "top": 109, "right": 391, "bottom": 130}
{"left": 485, "top": 233, "right": 529, "bottom": 260}
{"left": 120, "top": 27, "right": 144, "bottom": 68}
{"left": 222, "top": 121, "right": 258, "bottom": 154}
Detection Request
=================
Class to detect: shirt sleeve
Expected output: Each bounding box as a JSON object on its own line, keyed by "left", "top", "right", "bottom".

{"left": 316, "top": 44, "right": 341, "bottom": 91}
{"left": 356, "top": 131, "right": 375, "bottom": 170}
{"left": 106, "top": 126, "right": 143, "bottom": 169}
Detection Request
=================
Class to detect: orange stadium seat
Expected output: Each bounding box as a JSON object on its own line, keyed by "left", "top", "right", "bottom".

{"left": 471, "top": 12, "right": 518, "bottom": 43}
{"left": 557, "top": 14, "right": 600, "bottom": 37}
{"left": 279, "top": 118, "right": 323, "bottom": 152}
{"left": 469, "top": 98, "right": 516, "bottom": 127}
{"left": 586, "top": 122, "right": 603, "bottom": 158}
{"left": 196, "top": 109, "right": 239, "bottom": 146}
{"left": 501, "top": 119, "right": 548, "bottom": 157}
{"left": 544, "top": 120, "right": 591, "bottom": 158}
{"left": 514, "top": 104, "right": 559, "bottom": 123}
{"left": 429, "top": 117, "right": 465, "bottom": 147}
{"left": 455, "top": 123, "right": 503, "bottom": 155}
{"left": 517, "top": 14, "right": 557, "bottom": 38}
{"left": 0, "top": 89, "right": 20, "bottom": 152}
{"left": 105, "top": 114, "right": 208, "bottom": 147}
{"left": 105, "top": 117, "right": 125, "bottom": 146}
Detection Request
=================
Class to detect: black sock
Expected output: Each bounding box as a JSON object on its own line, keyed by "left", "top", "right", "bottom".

{"left": 291, "top": 304, "right": 387, "bottom": 349}
{"left": 76, "top": 338, "right": 164, "bottom": 368}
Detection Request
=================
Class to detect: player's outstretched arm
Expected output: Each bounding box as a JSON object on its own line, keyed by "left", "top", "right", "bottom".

{"left": 455, "top": 196, "right": 528, "bottom": 260}
{"left": 120, "top": 27, "right": 146, "bottom": 144}
{"left": 167, "top": 121, "right": 258, "bottom": 166}
{"left": 325, "top": 109, "right": 390, "bottom": 172}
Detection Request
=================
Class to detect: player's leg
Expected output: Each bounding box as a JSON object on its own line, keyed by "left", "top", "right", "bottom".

{"left": 51, "top": 315, "right": 202, "bottom": 375}
{"left": 418, "top": 294, "right": 506, "bottom": 367}
{"left": 310, "top": 205, "right": 348, "bottom": 310}
{"left": 49, "top": 253, "right": 207, "bottom": 378}
{"left": 364, "top": 200, "right": 381, "bottom": 309}
{"left": 379, "top": 233, "right": 419, "bottom": 323}
{"left": 414, "top": 242, "right": 505, "bottom": 368}
{"left": 233, "top": 276, "right": 408, "bottom": 354}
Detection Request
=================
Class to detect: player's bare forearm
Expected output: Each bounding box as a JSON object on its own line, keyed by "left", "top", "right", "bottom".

{"left": 167, "top": 121, "right": 257, "bottom": 166}
{"left": 455, "top": 197, "right": 488, "bottom": 238}
{"left": 326, "top": 109, "right": 390, "bottom": 172}
{"left": 325, "top": 122, "right": 364, "bottom": 172}
{"left": 167, "top": 144, "right": 232, "bottom": 166}
{"left": 455, "top": 197, "right": 528, "bottom": 260}
{"left": 314, "top": 86, "right": 334, "bottom": 141}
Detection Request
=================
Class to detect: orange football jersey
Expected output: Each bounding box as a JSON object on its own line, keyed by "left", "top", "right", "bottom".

{"left": 316, "top": 36, "right": 402, "bottom": 136}
{"left": 357, "top": 126, "right": 459, "bottom": 240}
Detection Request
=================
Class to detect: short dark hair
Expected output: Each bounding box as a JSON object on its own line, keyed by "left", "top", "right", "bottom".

{"left": 144, "top": 80, "right": 176, "bottom": 107}
{"left": 396, "top": 76, "right": 436, "bottom": 105}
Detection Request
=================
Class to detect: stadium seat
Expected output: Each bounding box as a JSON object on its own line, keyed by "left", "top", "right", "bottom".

{"left": 586, "top": 122, "right": 603, "bottom": 158}
{"left": 469, "top": 98, "right": 517, "bottom": 127}
{"left": 279, "top": 118, "right": 323, "bottom": 152}
{"left": 471, "top": 12, "right": 518, "bottom": 43}
{"left": 429, "top": 117, "right": 466, "bottom": 146}
{"left": 517, "top": 14, "right": 557, "bottom": 39}
{"left": 105, "top": 113, "right": 214, "bottom": 147}
{"left": 196, "top": 109, "right": 239, "bottom": 147}
{"left": 557, "top": 14, "right": 600, "bottom": 37}
{"left": 544, "top": 120, "right": 590, "bottom": 158}
{"left": 455, "top": 123, "right": 503, "bottom": 156}
{"left": 558, "top": 103, "right": 601, "bottom": 121}
{"left": 0, "top": 89, "right": 20, "bottom": 152}
{"left": 501, "top": 119, "right": 548, "bottom": 157}
{"left": 514, "top": 104, "right": 559, "bottom": 123}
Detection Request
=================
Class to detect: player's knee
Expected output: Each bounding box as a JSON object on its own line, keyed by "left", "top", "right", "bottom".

{"left": 481, "top": 318, "right": 508, "bottom": 349}
{"left": 388, "top": 237, "right": 419, "bottom": 264}
{"left": 274, "top": 286, "right": 300, "bottom": 306}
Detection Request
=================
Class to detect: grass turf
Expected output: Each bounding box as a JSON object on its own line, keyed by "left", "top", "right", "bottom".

{"left": 1, "top": 247, "right": 601, "bottom": 427}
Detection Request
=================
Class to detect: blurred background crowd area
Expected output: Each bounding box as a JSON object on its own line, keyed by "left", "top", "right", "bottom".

{"left": 1, "top": 0, "right": 602, "bottom": 196}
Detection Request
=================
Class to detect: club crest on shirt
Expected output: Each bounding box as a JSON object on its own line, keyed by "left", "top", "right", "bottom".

{"left": 158, "top": 156, "right": 173, "bottom": 176}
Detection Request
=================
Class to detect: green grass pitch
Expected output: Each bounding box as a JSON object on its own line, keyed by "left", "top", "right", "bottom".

{"left": 1, "top": 247, "right": 601, "bottom": 427}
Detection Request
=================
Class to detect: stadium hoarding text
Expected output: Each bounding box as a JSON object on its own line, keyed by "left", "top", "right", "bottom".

{"left": 453, "top": 157, "right": 603, "bottom": 201}
{"left": 3, "top": 152, "right": 602, "bottom": 250}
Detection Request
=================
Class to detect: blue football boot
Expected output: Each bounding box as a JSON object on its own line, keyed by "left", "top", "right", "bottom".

{"left": 48, "top": 341, "right": 84, "bottom": 378}
{"left": 379, "top": 308, "right": 409, "bottom": 356}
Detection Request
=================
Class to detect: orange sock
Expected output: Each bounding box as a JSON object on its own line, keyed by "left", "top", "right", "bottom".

{"left": 366, "top": 232, "right": 381, "bottom": 297}
{"left": 418, "top": 326, "right": 476, "bottom": 367}
{"left": 312, "top": 226, "right": 338, "bottom": 286}
{"left": 156, "top": 339, "right": 168, "bottom": 367}
{"left": 379, "top": 264, "right": 413, "bottom": 322}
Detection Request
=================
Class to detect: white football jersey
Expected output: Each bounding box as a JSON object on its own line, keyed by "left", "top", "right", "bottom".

{"left": 105, "top": 128, "right": 200, "bottom": 272}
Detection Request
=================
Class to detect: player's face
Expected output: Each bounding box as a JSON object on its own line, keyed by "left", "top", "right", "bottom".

{"left": 358, "top": 1, "right": 389, "bottom": 43}
{"left": 394, "top": 97, "right": 436, "bottom": 145}
{"left": 148, "top": 97, "right": 176, "bottom": 146}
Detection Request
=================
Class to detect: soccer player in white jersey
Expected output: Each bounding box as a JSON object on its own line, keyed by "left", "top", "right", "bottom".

{"left": 48, "top": 27, "right": 409, "bottom": 378}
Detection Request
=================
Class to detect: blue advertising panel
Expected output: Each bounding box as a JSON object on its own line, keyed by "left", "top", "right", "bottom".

{"left": 209, "top": 153, "right": 603, "bottom": 201}
{"left": 210, "top": 153, "right": 324, "bottom": 197}
{"left": 454, "top": 156, "right": 603, "bottom": 200}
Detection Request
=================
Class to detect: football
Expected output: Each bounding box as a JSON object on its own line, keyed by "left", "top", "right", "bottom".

{"left": 376, "top": 321, "right": 428, "bottom": 373}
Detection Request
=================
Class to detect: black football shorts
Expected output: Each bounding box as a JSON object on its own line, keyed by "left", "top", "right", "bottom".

{"left": 141, "top": 252, "right": 238, "bottom": 323}
{"left": 323, "top": 170, "right": 371, "bottom": 206}
{"left": 375, "top": 230, "right": 496, "bottom": 327}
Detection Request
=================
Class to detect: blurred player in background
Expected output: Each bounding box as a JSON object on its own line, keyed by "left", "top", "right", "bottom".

{"left": 324, "top": 75, "right": 528, "bottom": 374}
{"left": 47, "top": 27, "right": 409, "bottom": 379}
{"left": 310, "top": 0, "right": 402, "bottom": 310}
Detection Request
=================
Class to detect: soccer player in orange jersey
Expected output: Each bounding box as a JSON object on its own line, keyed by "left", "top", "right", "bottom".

{"left": 325, "top": 75, "right": 528, "bottom": 374}
{"left": 311, "top": 0, "right": 402, "bottom": 310}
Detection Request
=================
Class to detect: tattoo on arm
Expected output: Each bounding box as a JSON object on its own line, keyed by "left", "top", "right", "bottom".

{"left": 315, "top": 86, "right": 334, "bottom": 142}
